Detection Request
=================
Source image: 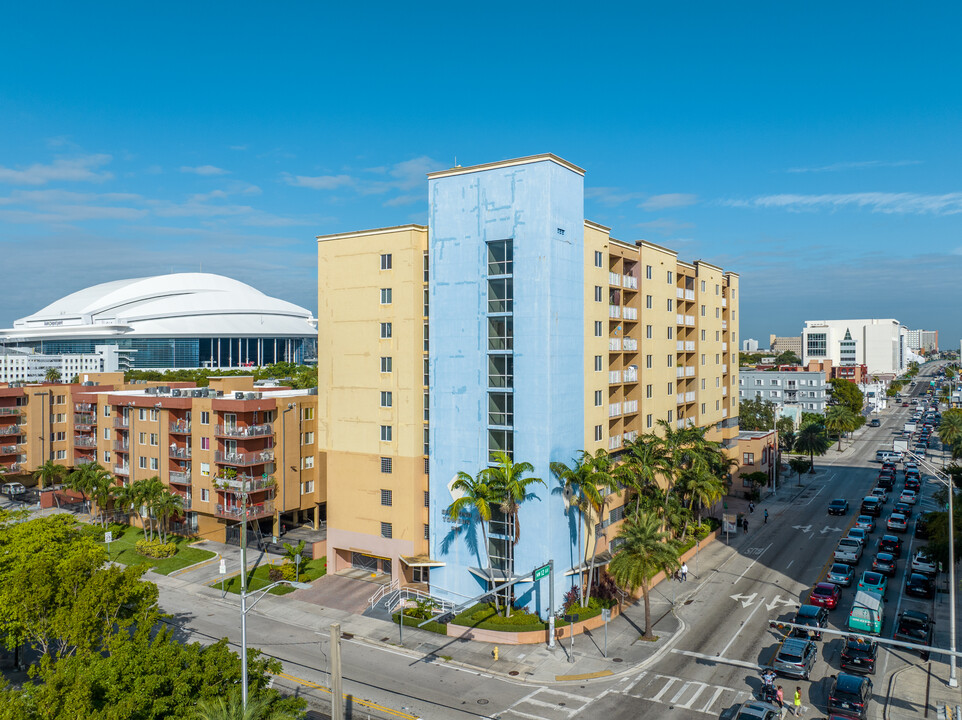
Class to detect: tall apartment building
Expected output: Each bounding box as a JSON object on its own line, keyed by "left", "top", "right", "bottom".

{"left": 905, "top": 329, "right": 939, "bottom": 353}
{"left": 0, "top": 374, "right": 324, "bottom": 542}
{"left": 317, "top": 154, "right": 739, "bottom": 614}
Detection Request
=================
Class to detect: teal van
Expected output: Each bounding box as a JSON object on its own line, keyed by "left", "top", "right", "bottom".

{"left": 848, "top": 590, "right": 884, "bottom": 635}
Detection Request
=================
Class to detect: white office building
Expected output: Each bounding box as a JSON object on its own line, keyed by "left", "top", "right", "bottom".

{"left": 802, "top": 319, "right": 908, "bottom": 375}
{"left": 742, "top": 338, "right": 759, "bottom": 352}
{"left": 738, "top": 370, "right": 830, "bottom": 414}
{"left": 0, "top": 345, "right": 121, "bottom": 383}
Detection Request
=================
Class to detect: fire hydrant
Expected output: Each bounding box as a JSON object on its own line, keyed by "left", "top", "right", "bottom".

{"left": 493, "top": 646, "right": 499, "bottom": 661}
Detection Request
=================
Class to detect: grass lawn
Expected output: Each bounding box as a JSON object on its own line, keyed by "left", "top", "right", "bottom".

{"left": 220, "top": 557, "right": 327, "bottom": 596}
{"left": 98, "top": 523, "right": 216, "bottom": 576}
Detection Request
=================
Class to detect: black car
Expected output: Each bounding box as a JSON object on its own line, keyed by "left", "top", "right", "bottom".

{"left": 878, "top": 534, "right": 902, "bottom": 557}
{"left": 893, "top": 501, "right": 913, "bottom": 518}
{"left": 915, "top": 514, "right": 931, "bottom": 539}
{"left": 872, "top": 552, "right": 897, "bottom": 577}
{"left": 828, "top": 673, "right": 873, "bottom": 719}
{"left": 869, "top": 419, "right": 881, "bottom": 427}
{"left": 840, "top": 636, "right": 878, "bottom": 675}
{"left": 793, "top": 604, "right": 829, "bottom": 640}
{"left": 876, "top": 475, "right": 894, "bottom": 491}
{"left": 829, "top": 499, "right": 850, "bottom": 516}
{"left": 861, "top": 497, "right": 883, "bottom": 517}
{"left": 904, "top": 477, "right": 921, "bottom": 492}
{"left": 894, "top": 610, "right": 934, "bottom": 660}
{"left": 906, "top": 573, "right": 935, "bottom": 598}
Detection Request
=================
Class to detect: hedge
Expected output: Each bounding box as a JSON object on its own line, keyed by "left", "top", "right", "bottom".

{"left": 136, "top": 539, "right": 177, "bottom": 558}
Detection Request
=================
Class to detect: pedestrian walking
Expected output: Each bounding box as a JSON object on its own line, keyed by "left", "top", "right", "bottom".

{"left": 776, "top": 685, "right": 784, "bottom": 709}
{"left": 681, "top": 562, "right": 688, "bottom": 581}
{"left": 743, "top": 518, "right": 749, "bottom": 534}
{"left": 793, "top": 687, "right": 802, "bottom": 716}
{"left": 749, "top": 501, "right": 755, "bottom": 514}
{"left": 764, "top": 509, "right": 769, "bottom": 524}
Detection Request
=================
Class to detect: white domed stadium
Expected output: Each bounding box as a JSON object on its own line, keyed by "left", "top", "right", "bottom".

{"left": 2, "top": 273, "right": 317, "bottom": 369}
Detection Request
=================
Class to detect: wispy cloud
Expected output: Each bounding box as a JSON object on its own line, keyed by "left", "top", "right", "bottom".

{"left": 728, "top": 192, "right": 962, "bottom": 215}
{"left": 0, "top": 154, "right": 113, "bottom": 186}
{"left": 383, "top": 194, "right": 422, "bottom": 207}
{"left": 585, "top": 187, "right": 647, "bottom": 206}
{"left": 635, "top": 218, "right": 695, "bottom": 236}
{"left": 786, "top": 160, "right": 922, "bottom": 174}
{"left": 282, "top": 173, "right": 354, "bottom": 190}
{"left": 641, "top": 193, "right": 698, "bottom": 210}
{"left": 282, "top": 156, "right": 443, "bottom": 205}
{"left": 180, "top": 165, "right": 230, "bottom": 176}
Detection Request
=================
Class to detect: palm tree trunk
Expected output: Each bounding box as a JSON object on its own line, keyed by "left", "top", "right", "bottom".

{"left": 480, "top": 523, "right": 499, "bottom": 616}
{"left": 584, "top": 501, "right": 606, "bottom": 606}
{"left": 641, "top": 582, "right": 653, "bottom": 638}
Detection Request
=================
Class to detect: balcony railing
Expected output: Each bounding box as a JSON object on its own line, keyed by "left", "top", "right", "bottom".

{"left": 608, "top": 403, "right": 621, "bottom": 418}
{"left": 722, "top": 387, "right": 728, "bottom": 396}
{"left": 676, "top": 288, "right": 684, "bottom": 299}
{"left": 114, "top": 465, "right": 130, "bottom": 476}
{"left": 623, "top": 307, "right": 638, "bottom": 320}
{"left": 114, "top": 418, "right": 130, "bottom": 429}
{"left": 685, "top": 341, "right": 695, "bottom": 351}
{"left": 722, "top": 297, "right": 727, "bottom": 307}
{"left": 608, "top": 305, "right": 621, "bottom": 319}
{"left": 215, "top": 500, "right": 274, "bottom": 520}
{"left": 623, "top": 338, "right": 637, "bottom": 351}
{"left": 73, "top": 455, "right": 96, "bottom": 466}
{"left": 686, "top": 366, "right": 695, "bottom": 377}
{"left": 609, "top": 370, "right": 621, "bottom": 385}
{"left": 0, "top": 425, "right": 22, "bottom": 436}
{"left": 169, "top": 446, "right": 192, "bottom": 459}
{"left": 685, "top": 391, "right": 696, "bottom": 402}
{"left": 685, "top": 315, "right": 695, "bottom": 326}
{"left": 623, "top": 275, "right": 637, "bottom": 290}
{"left": 215, "top": 474, "right": 274, "bottom": 492}
{"left": 676, "top": 341, "right": 685, "bottom": 351}
{"left": 676, "top": 367, "right": 685, "bottom": 378}
{"left": 676, "top": 314, "right": 685, "bottom": 325}
{"left": 74, "top": 435, "right": 97, "bottom": 447}
{"left": 722, "top": 408, "right": 729, "bottom": 418}
{"left": 677, "top": 393, "right": 685, "bottom": 405}
{"left": 74, "top": 423, "right": 96, "bottom": 432}
{"left": 169, "top": 471, "right": 191, "bottom": 485}
{"left": 214, "top": 450, "right": 274, "bottom": 466}
{"left": 722, "top": 321, "right": 728, "bottom": 329}
{"left": 0, "top": 445, "right": 17, "bottom": 455}
{"left": 114, "top": 440, "right": 129, "bottom": 452}
{"left": 685, "top": 290, "right": 695, "bottom": 301}
{"left": 722, "top": 364, "right": 728, "bottom": 374}
{"left": 607, "top": 434, "right": 622, "bottom": 451}
{"left": 74, "top": 403, "right": 94, "bottom": 412}
{"left": 0, "top": 407, "right": 23, "bottom": 416}
{"left": 623, "top": 367, "right": 638, "bottom": 383}
{"left": 624, "top": 430, "right": 638, "bottom": 443}
{"left": 609, "top": 338, "right": 621, "bottom": 352}
{"left": 623, "top": 399, "right": 638, "bottom": 414}
{"left": 3, "top": 462, "right": 23, "bottom": 473}
{"left": 215, "top": 424, "right": 273, "bottom": 439}
{"left": 722, "top": 343, "right": 728, "bottom": 352}
{"left": 608, "top": 271, "right": 622, "bottom": 286}
{"left": 169, "top": 422, "right": 192, "bottom": 434}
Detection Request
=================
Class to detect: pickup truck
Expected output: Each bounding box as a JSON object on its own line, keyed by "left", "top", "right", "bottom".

{"left": 835, "top": 538, "right": 863, "bottom": 565}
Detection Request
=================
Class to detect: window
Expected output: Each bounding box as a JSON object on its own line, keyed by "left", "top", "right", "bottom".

{"left": 104, "top": 451, "right": 110, "bottom": 463}
{"left": 701, "top": 330, "right": 706, "bottom": 341}
{"left": 743, "top": 452, "right": 755, "bottom": 466}
{"left": 716, "top": 331, "right": 720, "bottom": 341}
{"left": 716, "top": 377, "right": 720, "bottom": 387}
{"left": 380, "top": 391, "right": 392, "bottom": 408}
{"left": 380, "top": 253, "right": 392, "bottom": 270}
{"left": 646, "top": 355, "right": 653, "bottom": 369}
{"left": 424, "top": 524, "right": 430, "bottom": 540}
{"left": 771, "top": 390, "right": 780, "bottom": 398}
{"left": 594, "top": 390, "right": 602, "bottom": 407}
{"left": 700, "top": 304, "right": 706, "bottom": 317}
{"left": 646, "top": 325, "right": 653, "bottom": 339}
{"left": 594, "top": 355, "right": 602, "bottom": 372}
{"left": 716, "top": 400, "right": 720, "bottom": 410}
{"left": 150, "top": 457, "right": 159, "bottom": 470}
{"left": 646, "top": 384, "right": 653, "bottom": 399}
{"left": 302, "top": 407, "right": 314, "bottom": 421}
{"left": 201, "top": 488, "right": 210, "bottom": 502}
{"left": 380, "top": 322, "right": 392, "bottom": 339}
{"left": 380, "top": 356, "right": 393, "bottom": 373}
{"left": 701, "top": 403, "right": 706, "bottom": 414}
{"left": 201, "top": 462, "right": 210, "bottom": 476}
{"left": 646, "top": 414, "right": 653, "bottom": 428}
{"left": 381, "top": 489, "right": 393, "bottom": 506}
{"left": 668, "top": 382, "right": 673, "bottom": 395}
{"left": 701, "top": 354, "right": 706, "bottom": 366}
{"left": 700, "top": 280, "right": 706, "bottom": 292}
{"left": 715, "top": 354, "right": 720, "bottom": 364}
{"left": 139, "top": 432, "right": 146, "bottom": 445}
{"left": 302, "top": 431, "right": 314, "bottom": 444}
{"left": 381, "top": 457, "right": 392, "bottom": 473}
{"left": 55, "top": 450, "right": 66, "bottom": 460}
{"left": 380, "top": 287, "right": 392, "bottom": 304}
{"left": 668, "top": 410, "right": 673, "bottom": 422}
{"left": 150, "top": 409, "right": 159, "bottom": 421}
{"left": 701, "top": 379, "right": 706, "bottom": 390}
{"left": 594, "top": 250, "right": 603, "bottom": 267}
{"left": 201, "top": 411, "right": 210, "bottom": 425}
{"left": 646, "top": 295, "right": 653, "bottom": 309}
{"left": 594, "top": 286, "right": 603, "bottom": 302}
{"left": 594, "top": 425, "right": 602, "bottom": 442}
{"left": 646, "top": 265, "right": 652, "bottom": 280}
{"left": 667, "top": 354, "right": 673, "bottom": 367}
{"left": 139, "top": 456, "right": 147, "bottom": 469}
{"left": 716, "top": 284, "right": 720, "bottom": 295}
{"left": 150, "top": 433, "right": 158, "bottom": 446}
{"left": 103, "top": 405, "right": 110, "bottom": 417}
{"left": 139, "top": 409, "right": 147, "bottom": 421}
{"left": 667, "top": 327, "right": 673, "bottom": 339}
{"left": 594, "top": 321, "right": 603, "bottom": 337}
{"left": 381, "top": 522, "right": 392, "bottom": 539}
{"left": 667, "top": 271, "right": 673, "bottom": 283}
{"left": 201, "top": 437, "right": 210, "bottom": 450}
{"left": 667, "top": 298, "right": 673, "bottom": 311}
{"left": 104, "top": 428, "right": 110, "bottom": 439}
{"left": 771, "top": 379, "right": 780, "bottom": 386}
{"left": 301, "top": 480, "right": 315, "bottom": 494}
{"left": 380, "top": 425, "right": 392, "bottom": 442}
{"left": 424, "top": 490, "right": 430, "bottom": 508}
{"left": 716, "top": 307, "right": 720, "bottom": 318}
{"left": 301, "top": 455, "right": 314, "bottom": 469}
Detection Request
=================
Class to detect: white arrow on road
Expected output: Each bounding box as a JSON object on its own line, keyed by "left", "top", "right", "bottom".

{"left": 730, "top": 592, "right": 758, "bottom": 608}
{"left": 792, "top": 524, "right": 812, "bottom": 533}
{"left": 820, "top": 526, "right": 843, "bottom": 534}
{"left": 765, "top": 595, "right": 797, "bottom": 611}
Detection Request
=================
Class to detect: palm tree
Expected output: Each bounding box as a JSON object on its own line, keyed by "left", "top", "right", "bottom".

{"left": 681, "top": 465, "right": 726, "bottom": 525}
{"left": 445, "top": 468, "right": 499, "bottom": 611}
{"left": 137, "top": 477, "right": 165, "bottom": 541}
{"left": 192, "top": 686, "right": 303, "bottom": 720}
{"left": 87, "top": 464, "right": 116, "bottom": 527}
{"left": 607, "top": 510, "right": 680, "bottom": 639}
{"left": 64, "top": 462, "right": 95, "bottom": 510}
{"left": 619, "top": 434, "right": 670, "bottom": 514}
{"left": 795, "top": 423, "right": 830, "bottom": 472}
{"left": 43, "top": 367, "right": 61, "bottom": 383}
{"left": 825, "top": 405, "right": 857, "bottom": 451}
{"left": 111, "top": 482, "right": 138, "bottom": 523}
{"left": 551, "top": 452, "right": 597, "bottom": 598}
{"left": 154, "top": 490, "right": 185, "bottom": 543}
{"left": 33, "top": 460, "right": 67, "bottom": 490}
{"left": 939, "top": 409, "right": 962, "bottom": 458}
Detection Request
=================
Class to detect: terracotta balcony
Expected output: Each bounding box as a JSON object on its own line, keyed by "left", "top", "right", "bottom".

{"left": 169, "top": 471, "right": 191, "bottom": 485}
{"left": 169, "top": 446, "right": 192, "bottom": 459}
{"left": 215, "top": 500, "right": 274, "bottom": 520}
{"left": 215, "top": 424, "right": 273, "bottom": 439}
{"left": 214, "top": 449, "right": 274, "bottom": 467}
{"left": 216, "top": 474, "right": 274, "bottom": 492}
{"left": 0, "top": 425, "right": 22, "bottom": 436}
{"left": 74, "top": 435, "right": 97, "bottom": 447}
{"left": 0, "top": 407, "right": 23, "bottom": 416}
{"left": 169, "top": 422, "right": 192, "bottom": 434}
{"left": 0, "top": 445, "right": 17, "bottom": 456}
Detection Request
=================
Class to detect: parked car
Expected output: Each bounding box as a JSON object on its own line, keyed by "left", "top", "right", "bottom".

{"left": 840, "top": 636, "right": 878, "bottom": 675}
{"left": 895, "top": 609, "right": 934, "bottom": 647}
{"left": 809, "top": 583, "right": 842, "bottom": 610}
{"left": 905, "top": 573, "right": 935, "bottom": 599}
{"left": 828, "top": 673, "right": 873, "bottom": 719}
{"left": 855, "top": 515, "right": 876, "bottom": 533}
{"left": 886, "top": 513, "right": 908, "bottom": 533}
{"left": 793, "top": 604, "right": 830, "bottom": 639}
{"left": 899, "top": 490, "right": 918, "bottom": 505}
{"left": 857, "top": 571, "right": 888, "bottom": 599}
{"left": 878, "top": 534, "right": 902, "bottom": 558}
{"left": 1, "top": 482, "right": 26, "bottom": 497}
{"left": 911, "top": 550, "right": 938, "bottom": 576}
{"left": 828, "top": 563, "right": 855, "bottom": 587}
{"left": 869, "top": 419, "right": 881, "bottom": 427}
{"left": 828, "top": 498, "right": 850, "bottom": 515}
{"left": 773, "top": 637, "right": 817, "bottom": 679}
{"left": 872, "top": 552, "right": 897, "bottom": 577}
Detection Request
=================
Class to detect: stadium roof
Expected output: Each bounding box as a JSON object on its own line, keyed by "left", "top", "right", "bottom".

{"left": 4, "top": 273, "right": 316, "bottom": 340}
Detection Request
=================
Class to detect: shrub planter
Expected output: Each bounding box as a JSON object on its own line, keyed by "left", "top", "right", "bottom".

{"left": 445, "top": 603, "right": 622, "bottom": 646}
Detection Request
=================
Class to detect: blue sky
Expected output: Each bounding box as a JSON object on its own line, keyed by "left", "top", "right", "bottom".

{"left": 2, "top": 2, "right": 960, "bottom": 346}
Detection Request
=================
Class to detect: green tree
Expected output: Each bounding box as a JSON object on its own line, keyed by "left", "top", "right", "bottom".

{"left": 153, "top": 489, "right": 185, "bottom": 543}
{"left": 679, "top": 465, "right": 726, "bottom": 523}
{"left": 607, "top": 511, "right": 680, "bottom": 639}
{"left": 551, "top": 451, "right": 600, "bottom": 599}
{"left": 32, "top": 460, "right": 67, "bottom": 490}
{"left": 788, "top": 457, "right": 812, "bottom": 484}
{"left": 773, "top": 350, "right": 801, "bottom": 365}
{"left": 445, "top": 469, "right": 499, "bottom": 610}
{"left": 617, "top": 434, "right": 670, "bottom": 515}
{"left": 825, "top": 405, "right": 857, "bottom": 451}
{"left": 193, "top": 686, "right": 304, "bottom": 720}
{"left": 737, "top": 397, "right": 776, "bottom": 431}
{"left": 829, "top": 378, "right": 865, "bottom": 415}
{"left": 44, "top": 367, "right": 62, "bottom": 383}
{"left": 939, "top": 409, "right": 962, "bottom": 458}
{"left": 794, "top": 424, "right": 830, "bottom": 472}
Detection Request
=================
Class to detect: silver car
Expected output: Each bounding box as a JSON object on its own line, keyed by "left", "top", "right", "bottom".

{"left": 828, "top": 563, "right": 855, "bottom": 587}
{"left": 732, "top": 700, "right": 782, "bottom": 720}
{"left": 773, "top": 637, "right": 817, "bottom": 679}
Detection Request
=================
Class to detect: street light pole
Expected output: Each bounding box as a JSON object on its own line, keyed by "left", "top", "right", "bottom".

{"left": 240, "top": 481, "right": 249, "bottom": 709}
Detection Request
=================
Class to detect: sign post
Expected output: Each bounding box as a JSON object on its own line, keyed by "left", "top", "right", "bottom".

{"left": 602, "top": 608, "right": 610, "bottom": 658}
{"left": 104, "top": 530, "right": 112, "bottom": 559}
{"left": 534, "top": 562, "right": 555, "bottom": 648}
{"left": 219, "top": 558, "right": 227, "bottom": 594}
{"left": 563, "top": 613, "right": 579, "bottom": 662}
{"left": 295, "top": 553, "right": 302, "bottom": 583}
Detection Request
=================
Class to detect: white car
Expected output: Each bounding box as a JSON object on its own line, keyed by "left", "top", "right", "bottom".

{"left": 1, "top": 482, "right": 26, "bottom": 497}
{"left": 899, "top": 490, "right": 918, "bottom": 505}
{"left": 846, "top": 528, "right": 871, "bottom": 547}
{"left": 911, "top": 550, "right": 938, "bottom": 575}
{"left": 871, "top": 488, "right": 888, "bottom": 503}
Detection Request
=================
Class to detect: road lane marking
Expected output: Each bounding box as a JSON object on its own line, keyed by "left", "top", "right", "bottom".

{"left": 677, "top": 681, "right": 709, "bottom": 709}
{"left": 730, "top": 592, "right": 758, "bottom": 608}
{"left": 719, "top": 596, "right": 765, "bottom": 657}
{"left": 733, "top": 542, "right": 773, "bottom": 585}
{"left": 669, "top": 681, "right": 692, "bottom": 704}
{"left": 765, "top": 595, "right": 795, "bottom": 611}
{"left": 699, "top": 686, "right": 727, "bottom": 714}
{"left": 671, "top": 649, "right": 764, "bottom": 671}
{"left": 273, "top": 671, "right": 420, "bottom": 720}
{"left": 649, "top": 676, "right": 678, "bottom": 702}
{"left": 623, "top": 671, "right": 647, "bottom": 694}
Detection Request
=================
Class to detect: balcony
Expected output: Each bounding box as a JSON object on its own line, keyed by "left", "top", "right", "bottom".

{"left": 114, "top": 440, "right": 129, "bottom": 452}
{"left": 215, "top": 449, "right": 274, "bottom": 466}
{"left": 624, "top": 430, "right": 638, "bottom": 443}
{"left": 215, "top": 424, "right": 273, "bottom": 439}
{"left": 722, "top": 297, "right": 727, "bottom": 307}
{"left": 0, "top": 445, "right": 16, "bottom": 456}
{"left": 677, "top": 419, "right": 686, "bottom": 429}
{"left": 623, "top": 274, "right": 637, "bottom": 290}
{"left": 0, "top": 425, "right": 22, "bottom": 436}
{"left": 722, "top": 321, "right": 728, "bottom": 330}
{"left": 677, "top": 393, "right": 685, "bottom": 405}
{"left": 174, "top": 494, "right": 192, "bottom": 511}
{"left": 608, "top": 271, "right": 622, "bottom": 286}
{"left": 676, "top": 288, "right": 684, "bottom": 299}
{"left": 685, "top": 391, "right": 696, "bottom": 402}
{"left": 216, "top": 474, "right": 275, "bottom": 492}
{"left": 114, "top": 418, "right": 130, "bottom": 429}
{"left": 73, "top": 451, "right": 96, "bottom": 464}
{"left": 169, "top": 446, "right": 192, "bottom": 459}
{"left": 169, "top": 471, "right": 191, "bottom": 485}
{"left": 722, "top": 364, "right": 728, "bottom": 374}
{"left": 608, "top": 305, "right": 621, "bottom": 319}
{"left": 685, "top": 315, "right": 695, "bottom": 326}
{"left": 676, "top": 314, "right": 685, "bottom": 325}
{"left": 686, "top": 366, "right": 695, "bottom": 377}
{"left": 623, "top": 338, "right": 637, "bottom": 351}
{"left": 609, "top": 403, "right": 621, "bottom": 418}
{"left": 74, "top": 435, "right": 97, "bottom": 447}
{"left": 215, "top": 500, "right": 274, "bottom": 520}
{"left": 169, "top": 422, "right": 192, "bottom": 434}
{"left": 623, "top": 307, "right": 638, "bottom": 320}
{"left": 623, "top": 399, "right": 638, "bottom": 414}
{"left": 676, "top": 341, "right": 685, "bottom": 351}
{"left": 676, "top": 367, "right": 685, "bottom": 378}
{"left": 623, "top": 367, "right": 638, "bottom": 383}
{"left": 722, "top": 386, "right": 728, "bottom": 396}
{"left": 608, "top": 434, "right": 622, "bottom": 451}
{"left": 2, "top": 462, "right": 23, "bottom": 473}
{"left": 722, "top": 408, "right": 728, "bottom": 418}
{"left": 609, "top": 370, "right": 621, "bottom": 385}
{"left": 685, "top": 290, "right": 695, "bottom": 301}
{"left": 685, "top": 341, "right": 696, "bottom": 351}
{"left": 609, "top": 338, "right": 621, "bottom": 352}
{"left": 74, "top": 403, "right": 94, "bottom": 412}
{"left": 114, "top": 465, "right": 130, "bottom": 476}
{"left": 0, "top": 407, "right": 23, "bottom": 416}
{"left": 74, "top": 422, "right": 96, "bottom": 432}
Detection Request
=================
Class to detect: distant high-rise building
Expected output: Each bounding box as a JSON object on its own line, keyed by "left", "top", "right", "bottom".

{"left": 769, "top": 334, "right": 802, "bottom": 356}
{"left": 802, "top": 319, "right": 907, "bottom": 375}
{"left": 906, "top": 329, "right": 939, "bottom": 353}
{"left": 743, "top": 338, "right": 759, "bottom": 352}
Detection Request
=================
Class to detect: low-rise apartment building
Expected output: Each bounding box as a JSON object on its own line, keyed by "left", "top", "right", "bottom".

{"left": 739, "top": 370, "right": 829, "bottom": 414}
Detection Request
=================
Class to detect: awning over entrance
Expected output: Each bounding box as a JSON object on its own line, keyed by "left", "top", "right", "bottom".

{"left": 563, "top": 550, "right": 613, "bottom": 577}
{"left": 467, "top": 566, "right": 523, "bottom": 583}
{"left": 399, "top": 555, "right": 446, "bottom": 568}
